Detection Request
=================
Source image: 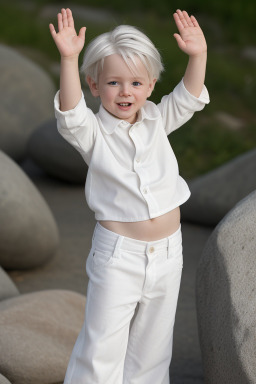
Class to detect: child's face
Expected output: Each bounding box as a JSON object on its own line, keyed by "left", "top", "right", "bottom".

{"left": 87, "top": 54, "right": 156, "bottom": 124}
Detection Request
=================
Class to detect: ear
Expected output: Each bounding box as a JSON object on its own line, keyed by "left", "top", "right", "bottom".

{"left": 86, "top": 76, "right": 100, "bottom": 97}
{"left": 147, "top": 78, "right": 157, "bottom": 98}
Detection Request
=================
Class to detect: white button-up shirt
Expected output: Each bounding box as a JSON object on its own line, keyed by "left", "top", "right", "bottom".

{"left": 54, "top": 79, "right": 209, "bottom": 222}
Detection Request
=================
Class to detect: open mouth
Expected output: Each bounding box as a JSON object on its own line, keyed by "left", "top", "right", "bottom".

{"left": 118, "top": 103, "right": 132, "bottom": 107}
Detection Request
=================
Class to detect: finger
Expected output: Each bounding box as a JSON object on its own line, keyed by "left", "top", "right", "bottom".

{"left": 57, "top": 12, "right": 63, "bottom": 31}
{"left": 176, "top": 9, "right": 189, "bottom": 28}
{"left": 49, "top": 23, "right": 57, "bottom": 37}
{"left": 78, "top": 26, "right": 86, "bottom": 41}
{"left": 62, "top": 8, "right": 68, "bottom": 28}
{"left": 183, "top": 11, "right": 194, "bottom": 27}
{"left": 173, "top": 12, "right": 184, "bottom": 32}
{"left": 173, "top": 33, "right": 186, "bottom": 50}
{"left": 67, "top": 8, "right": 74, "bottom": 28}
{"left": 191, "top": 15, "right": 200, "bottom": 28}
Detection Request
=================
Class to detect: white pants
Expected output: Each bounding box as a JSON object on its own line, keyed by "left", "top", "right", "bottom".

{"left": 64, "top": 222, "right": 183, "bottom": 384}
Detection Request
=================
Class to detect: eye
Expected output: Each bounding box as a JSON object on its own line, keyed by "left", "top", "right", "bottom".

{"left": 108, "top": 81, "right": 118, "bottom": 86}
{"left": 132, "top": 81, "right": 141, "bottom": 86}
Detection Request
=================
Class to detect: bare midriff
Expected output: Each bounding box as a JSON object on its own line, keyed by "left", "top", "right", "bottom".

{"left": 99, "top": 206, "right": 180, "bottom": 241}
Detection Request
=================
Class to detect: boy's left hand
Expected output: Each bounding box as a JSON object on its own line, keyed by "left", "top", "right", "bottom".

{"left": 173, "top": 10, "right": 207, "bottom": 57}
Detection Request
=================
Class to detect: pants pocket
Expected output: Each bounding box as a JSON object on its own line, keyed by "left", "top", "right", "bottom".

{"left": 92, "top": 248, "right": 115, "bottom": 269}
{"left": 168, "top": 241, "right": 183, "bottom": 268}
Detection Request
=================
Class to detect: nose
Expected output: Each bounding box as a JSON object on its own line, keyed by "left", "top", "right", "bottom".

{"left": 120, "top": 83, "right": 131, "bottom": 97}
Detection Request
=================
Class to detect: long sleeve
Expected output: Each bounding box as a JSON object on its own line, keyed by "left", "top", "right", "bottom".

{"left": 54, "top": 91, "right": 97, "bottom": 165}
{"left": 157, "top": 78, "right": 210, "bottom": 136}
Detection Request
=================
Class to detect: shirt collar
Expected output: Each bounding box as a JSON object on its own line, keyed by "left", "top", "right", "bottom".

{"left": 98, "top": 101, "right": 160, "bottom": 135}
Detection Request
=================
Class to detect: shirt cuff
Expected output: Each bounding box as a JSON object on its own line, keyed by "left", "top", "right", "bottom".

{"left": 174, "top": 78, "right": 210, "bottom": 111}
{"left": 54, "top": 90, "right": 87, "bottom": 128}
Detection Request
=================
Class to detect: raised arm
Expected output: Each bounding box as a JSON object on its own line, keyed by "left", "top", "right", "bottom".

{"left": 49, "top": 8, "right": 86, "bottom": 111}
{"left": 173, "top": 10, "right": 207, "bottom": 98}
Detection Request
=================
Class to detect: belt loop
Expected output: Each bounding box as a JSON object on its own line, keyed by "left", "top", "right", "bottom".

{"left": 113, "top": 235, "right": 124, "bottom": 259}
{"left": 167, "top": 237, "right": 172, "bottom": 259}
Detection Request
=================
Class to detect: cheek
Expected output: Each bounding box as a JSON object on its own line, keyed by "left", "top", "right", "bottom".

{"left": 101, "top": 88, "right": 116, "bottom": 103}
{"left": 136, "top": 89, "right": 151, "bottom": 102}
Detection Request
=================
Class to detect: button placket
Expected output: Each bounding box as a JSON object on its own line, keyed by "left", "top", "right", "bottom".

{"left": 134, "top": 156, "right": 141, "bottom": 170}
{"left": 129, "top": 125, "right": 152, "bottom": 205}
{"left": 131, "top": 136, "right": 146, "bottom": 191}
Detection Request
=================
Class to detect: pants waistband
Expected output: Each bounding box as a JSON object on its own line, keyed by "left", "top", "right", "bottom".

{"left": 92, "top": 222, "right": 182, "bottom": 257}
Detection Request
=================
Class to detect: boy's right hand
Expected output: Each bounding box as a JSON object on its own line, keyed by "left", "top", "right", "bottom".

{"left": 49, "top": 8, "right": 86, "bottom": 59}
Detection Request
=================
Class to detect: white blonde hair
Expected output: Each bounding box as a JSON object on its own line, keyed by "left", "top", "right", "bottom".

{"left": 80, "top": 25, "right": 164, "bottom": 82}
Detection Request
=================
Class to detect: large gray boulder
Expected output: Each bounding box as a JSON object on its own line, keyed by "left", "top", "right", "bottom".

{"left": 0, "top": 267, "right": 19, "bottom": 301}
{"left": 196, "top": 190, "right": 256, "bottom": 384}
{"left": 0, "top": 374, "right": 12, "bottom": 384}
{"left": 27, "top": 119, "right": 88, "bottom": 183}
{"left": 27, "top": 89, "right": 99, "bottom": 183}
{"left": 0, "top": 290, "right": 85, "bottom": 384}
{"left": 181, "top": 149, "right": 256, "bottom": 225}
{"left": 0, "top": 44, "right": 56, "bottom": 161}
{"left": 0, "top": 151, "right": 59, "bottom": 269}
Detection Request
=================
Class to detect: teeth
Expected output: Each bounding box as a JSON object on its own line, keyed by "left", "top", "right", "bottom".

{"left": 119, "top": 103, "right": 130, "bottom": 106}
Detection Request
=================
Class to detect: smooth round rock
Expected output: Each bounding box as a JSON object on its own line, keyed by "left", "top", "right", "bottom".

{"left": 0, "top": 44, "right": 56, "bottom": 161}
{"left": 181, "top": 149, "right": 256, "bottom": 225}
{"left": 0, "top": 290, "right": 85, "bottom": 384}
{"left": 196, "top": 190, "right": 256, "bottom": 383}
{"left": 27, "top": 89, "right": 99, "bottom": 183}
{"left": 28, "top": 119, "right": 88, "bottom": 183}
{"left": 0, "top": 267, "right": 19, "bottom": 301}
{"left": 0, "top": 151, "right": 59, "bottom": 269}
{"left": 0, "top": 374, "right": 12, "bottom": 384}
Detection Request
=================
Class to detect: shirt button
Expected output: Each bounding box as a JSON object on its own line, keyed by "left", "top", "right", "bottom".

{"left": 120, "top": 121, "right": 129, "bottom": 127}
{"left": 136, "top": 158, "right": 140, "bottom": 163}
{"left": 143, "top": 188, "right": 148, "bottom": 194}
{"left": 149, "top": 246, "right": 155, "bottom": 253}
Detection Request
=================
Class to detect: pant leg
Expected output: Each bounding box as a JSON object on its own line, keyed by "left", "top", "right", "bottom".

{"left": 63, "top": 222, "right": 183, "bottom": 384}
{"left": 63, "top": 225, "right": 143, "bottom": 384}
{"left": 123, "top": 229, "right": 183, "bottom": 384}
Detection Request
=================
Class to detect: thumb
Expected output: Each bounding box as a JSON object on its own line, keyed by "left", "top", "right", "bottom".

{"left": 78, "top": 26, "right": 86, "bottom": 41}
{"left": 173, "top": 33, "right": 186, "bottom": 50}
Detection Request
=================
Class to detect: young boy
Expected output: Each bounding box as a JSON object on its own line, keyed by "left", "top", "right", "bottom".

{"left": 50, "top": 8, "right": 209, "bottom": 384}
